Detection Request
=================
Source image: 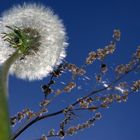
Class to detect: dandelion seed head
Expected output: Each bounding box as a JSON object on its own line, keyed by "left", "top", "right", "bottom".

{"left": 0, "top": 3, "right": 68, "bottom": 80}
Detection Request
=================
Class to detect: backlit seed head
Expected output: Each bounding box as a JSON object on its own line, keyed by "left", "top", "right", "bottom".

{"left": 0, "top": 3, "right": 68, "bottom": 80}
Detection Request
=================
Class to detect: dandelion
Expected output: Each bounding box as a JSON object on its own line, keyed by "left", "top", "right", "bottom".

{"left": 0, "top": 3, "right": 68, "bottom": 80}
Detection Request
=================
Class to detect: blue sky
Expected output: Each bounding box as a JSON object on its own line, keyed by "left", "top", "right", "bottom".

{"left": 0, "top": 0, "right": 140, "bottom": 140}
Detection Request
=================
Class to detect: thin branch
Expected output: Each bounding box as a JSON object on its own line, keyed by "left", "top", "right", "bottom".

{"left": 12, "top": 60, "right": 140, "bottom": 140}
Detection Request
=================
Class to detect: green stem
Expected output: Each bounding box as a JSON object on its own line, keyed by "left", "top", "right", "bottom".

{"left": 0, "top": 50, "right": 21, "bottom": 140}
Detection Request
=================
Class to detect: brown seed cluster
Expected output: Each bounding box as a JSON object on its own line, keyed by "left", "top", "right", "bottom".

{"left": 39, "top": 112, "right": 100, "bottom": 139}
{"left": 106, "top": 93, "right": 128, "bottom": 103}
{"left": 65, "top": 113, "right": 101, "bottom": 136}
{"left": 86, "top": 29, "right": 121, "bottom": 65}
{"left": 66, "top": 63, "right": 86, "bottom": 76}
{"left": 112, "top": 29, "right": 121, "bottom": 41}
{"left": 40, "top": 64, "right": 67, "bottom": 98}
{"left": 10, "top": 108, "right": 34, "bottom": 126}
{"left": 79, "top": 92, "right": 130, "bottom": 113}
{"left": 86, "top": 51, "right": 96, "bottom": 64}
{"left": 115, "top": 58, "right": 138, "bottom": 76}
{"left": 94, "top": 94, "right": 128, "bottom": 108}
{"left": 115, "top": 64, "right": 132, "bottom": 75}
{"left": 135, "top": 46, "right": 140, "bottom": 59}
{"left": 63, "top": 105, "right": 73, "bottom": 114}
{"left": 55, "top": 82, "right": 76, "bottom": 95}
{"left": 63, "top": 82, "right": 76, "bottom": 92}
{"left": 95, "top": 74, "right": 102, "bottom": 82}
{"left": 41, "top": 85, "right": 52, "bottom": 96}
{"left": 58, "top": 129, "right": 65, "bottom": 138}
{"left": 40, "top": 100, "right": 50, "bottom": 108}
{"left": 96, "top": 48, "right": 107, "bottom": 60}
{"left": 86, "top": 42, "right": 116, "bottom": 64}
{"left": 78, "top": 97, "right": 93, "bottom": 109}
{"left": 60, "top": 106, "right": 74, "bottom": 131}
{"left": 131, "top": 80, "right": 140, "bottom": 92}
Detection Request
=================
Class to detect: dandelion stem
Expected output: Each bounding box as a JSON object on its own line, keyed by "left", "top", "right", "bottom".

{"left": 0, "top": 50, "right": 21, "bottom": 140}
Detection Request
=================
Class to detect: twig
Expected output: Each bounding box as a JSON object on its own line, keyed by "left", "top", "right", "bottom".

{"left": 12, "top": 60, "right": 140, "bottom": 140}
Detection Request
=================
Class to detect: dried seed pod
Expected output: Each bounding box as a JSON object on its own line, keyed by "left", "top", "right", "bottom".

{"left": 48, "top": 129, "right": 55, "bottom": 136}
{"left": 101, "top": 63, "right": 108, "bottom": 73}
{"left": 17, "top": 112, "right": 25, "bottom": 121}
{"left": 113, "top": 29, "right": 121, "bottom": 41}
{"left": 79, "top": 99, "right": 89, "bottom": 108}
{"left": 131, "top": 80, "right": 140, "bottom": 92}
{"left": 41, "top": 85, "right": 52, "bottom": 95}
{"left": 86, "top": 97, "right": 93, "bottom": 103}
{"left": 49, "top": 80, "right": 55, "bottom": 85}
{"left": 63, "top": 82, "right": 76, "bottom": 92}
{"left": 76, "top": 68, "right": 86, "bottom": 75}
{"left": 115, "top": 95, "right": 122, "bottom": 102}
{"left": 86, "top": 51, "right": 97, "bottom": 64}
{"left": 95, "top": 74, "right": 102, "bottom": 82}
{"left": 95, "top": 113, "right": 102, "bottom": 120}
{"left": 96, "top": 48, "right": 106, "bottom": 60}
{"left": 40, "top": 100, "right": 50, "bottom": 107}
{"left": 55, "top": 89, "right": 62, "bottom": 95}
{"left": 115, "top": 64, "right": 126, "bottom": 74}
{"left": 10, "top": 116, "right": 17, "bottom": 126}
{"left": 135, "top": 46, "right": 140, "bottom": 59}
{"left": 121, "top": 95, "right": 128, "bottom": 102}
{"left": 58, "top": 129, "right": 65, "bottom": 138}
{"left": 52, "top": 69, "right": 62, "bottom": 77}
{"left": 105, "top": 42, "right": 116, "bottom": 54}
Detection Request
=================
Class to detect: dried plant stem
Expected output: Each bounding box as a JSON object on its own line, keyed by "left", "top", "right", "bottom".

{"left": 12, "top": 60, "right": 140, "bottom": 140}
{"left": 0, "top": 50, "right": 20, "bottom": 140}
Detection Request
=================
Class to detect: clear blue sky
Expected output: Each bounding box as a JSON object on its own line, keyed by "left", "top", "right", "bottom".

{"left": 0, "top": 0, "right": 140, "bottom": 140}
